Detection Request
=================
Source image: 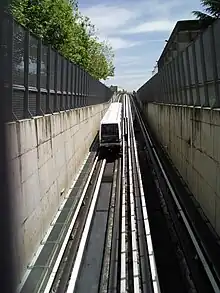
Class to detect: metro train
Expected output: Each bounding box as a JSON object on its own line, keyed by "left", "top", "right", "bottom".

{"left": 99, "top": 102, "right": 122, "bottom": 153}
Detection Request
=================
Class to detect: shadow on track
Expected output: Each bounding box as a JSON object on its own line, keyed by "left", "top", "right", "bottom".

{"left": 98, "top": 148, "right": 121, "bottom": 163}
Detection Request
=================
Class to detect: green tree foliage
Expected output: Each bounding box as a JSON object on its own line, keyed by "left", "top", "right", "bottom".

{"left": 192, "top": 0, "right": 220, "bottom": 21}
{"left": 11, "top": 0, "right": 114, "bottom": 79}
{"left": 87, "top": 38, "right": 114, "bottom": 80}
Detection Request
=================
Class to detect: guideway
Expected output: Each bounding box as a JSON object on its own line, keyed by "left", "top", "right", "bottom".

{"left": 17, "top": 93, "right": 161, "bottom": 293}
{"left": 63, "top": 94, "right": 160, "bottom": 293}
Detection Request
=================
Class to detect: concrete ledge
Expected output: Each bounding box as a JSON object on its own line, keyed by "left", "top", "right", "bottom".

{"left": 145, "top": 102, "right": 220, "bottom": 236}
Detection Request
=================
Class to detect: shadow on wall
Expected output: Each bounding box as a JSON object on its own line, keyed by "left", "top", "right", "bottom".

{"left": 89, "top": 133, "right": 99, "bottom": 152}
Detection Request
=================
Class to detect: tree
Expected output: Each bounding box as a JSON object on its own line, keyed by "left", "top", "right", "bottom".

{"left": 11, "top": 0, "right": 115, "bottom": 80}
{"left": 86, "top": 38, "right": 114, "bottom": 80}
{"left": 192, "top": 0, "right": 220, "bottom": 21}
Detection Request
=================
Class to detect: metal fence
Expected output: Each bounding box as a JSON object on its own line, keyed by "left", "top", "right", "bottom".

{"left": 137, "top": 19, "right": 220, "bottom": 108}
{"left": 2, "top": 12, "right": 113, "bottom": 122}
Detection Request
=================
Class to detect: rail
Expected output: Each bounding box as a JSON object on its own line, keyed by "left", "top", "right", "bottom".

{"left": 120, "top": 94, "right": 160, "bottom": 293}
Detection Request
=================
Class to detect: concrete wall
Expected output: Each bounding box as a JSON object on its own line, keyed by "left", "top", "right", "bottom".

{"left": 6, "top": 103, "right": 108, "bottom": 283}
{"left": 144, "top": 103, "right": 220, "bottom": 236}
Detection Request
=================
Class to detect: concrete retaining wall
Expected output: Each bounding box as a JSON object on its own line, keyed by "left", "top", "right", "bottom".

{"left": 6, "top": 103, "right": 108, "bottom": 283}
{"left": 144, "top": 103, "right": 220, "bottom": 236}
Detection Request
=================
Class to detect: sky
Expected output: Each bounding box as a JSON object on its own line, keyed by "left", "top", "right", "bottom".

{"left": 78, "top": 0, "right": 203, "bottom": 91}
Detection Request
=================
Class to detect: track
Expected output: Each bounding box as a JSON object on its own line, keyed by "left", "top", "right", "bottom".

{"left": 131, "top": 94, "right": 220, "bottom": 293}
{"left": 19, "top": 92, "right": 220, "bottom": 293}
{"left": 120, "top": 94, "right": 160, "bottom": 293}
{"left": 41, "top": 155, "right": 121, "bottom": 293}
{"left": 38, "top": 93, "right": 161, "bottom": 293}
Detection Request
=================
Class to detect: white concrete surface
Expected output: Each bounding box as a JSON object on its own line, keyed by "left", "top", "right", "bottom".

{"left": 6, "top": 103, "right": 108, "bottom": 284}
{"left": 145, "top": 103, "right": 220, "bottom": 236}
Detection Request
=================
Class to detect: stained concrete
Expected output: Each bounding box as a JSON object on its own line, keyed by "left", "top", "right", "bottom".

{"left": 5, "top": 103, "right": 109, "bottom": 284}
{"left": 144, "top": 103, "right": 220, "bottom": 236}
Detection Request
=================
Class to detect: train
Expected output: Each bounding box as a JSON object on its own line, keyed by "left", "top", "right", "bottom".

{"left": 99, "top": 102, "right": 122, "bottom": 153}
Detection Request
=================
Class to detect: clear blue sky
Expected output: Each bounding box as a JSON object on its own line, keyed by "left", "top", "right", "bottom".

{"left": 78, "top": 0, "right": 203, "bottom": 91}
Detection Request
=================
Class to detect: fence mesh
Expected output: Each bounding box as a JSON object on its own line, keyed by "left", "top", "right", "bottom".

{"left": 4, "top": 13, "right": 113, "bottom": 122}
{"left": 137, "top": 19, "right": 220, "bottom": 108}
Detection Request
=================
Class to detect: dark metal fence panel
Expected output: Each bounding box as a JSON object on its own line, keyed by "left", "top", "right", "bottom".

{"left": 137, "top": 19, "right": 220, "bottom": 108}
{"left": 172, "top": 58, "right": 178, "bottom": 103}
{"left": 169, "top": 61, "right": 175, "bottom": 103}
{"left": 199, "top": 34, "right": 209, "bottom": 106}
{"left": 164, "top": 64, "right": 169, "bottom": 103}
{"left": 13, "top": 19, "right": 25, "bottom": 120}
{"left": 28, "top": 34, "right": 37, "bottom": 116}
{"left": 3, "top": 12, "right": 14, "bottom": 122}
{"left": 214, "top": 21, "right": 220, "bottom": 82}
{"left": 164, "top": 63, "right": 169, "bottom": 103}
{"left": 75, "top": 64, "right": 79, "bottom": 108}
{"left": 159, "top": 70, "right": 165, "bottom": 102}
{"left": 182, "top": 51, "right": 188, "bottom": 99}
{"left": 5, "top": 12, "right": 113, "bottom": 122}
{"left": 80, "top": 67, "right": 83, "bottom": 106}
{"left": 78, "top": 65, "right": 81, "bottom": 107}
{"left": 62, "top": 57, "right": 67, "bottom": 110}
{"left": 173, "top": 58, "right": 179, "bottom": 103}
{"left": 56, "top": 53, "right": 61, "bottom": 111}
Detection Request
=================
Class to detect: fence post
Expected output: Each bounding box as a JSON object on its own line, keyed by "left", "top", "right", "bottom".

{"left": 76, "top": 65, "right": 79, "bottom": 107}
{"left": 79, "top": 66, "right": 82, "bottom": 107}
{"left": 180, "top": 52, "right": 188, "bottom": 105}
{"left": 177, "top": 55, "right": 183, "bottom": 104}
{"left": 64, "top": 60, "right": 70, "bottom": 110}
{"left": 78, "top": 66, "right": 81, "bottom": 107}
{"left": 73, "top": 63, "right": 76, "bottom": 109}
{"left": 186, "top": 47, "right": 193, "bottom": 105}
{"left": 200, "top": 34, "right": 209, "bottom": 107}
{"left": 170, "top": 61, "right": 176, "bottom": 103}
{"left": 175, "top": 58, "right": 181, "bottom": 104}
{"left": 75, "top": 65, "right": 78, "bottom": 108}
{"left": 87, "top": 73, "right": 90, "bottom": 106}
{"left": 83, "top": 70, "right": 85, "bottom": 107}
{"left": 84, "top": 70, "right": 86, "bottom": 107}
{"left": 164, "top": 65, "right": 169, "bottom": 103}
{"left": 6, "top": 14, "right": 17, "bottom": 121}
{"left": 161, "top": 69, "right": 166, "bottom": 103}
{"left": 24, "top": 30, "right": 32, "bottom": 118}
{"left": 54, "top": 51, "right": 58, "bottom": 112}
{"left": 192, "top": 42, "right": 200, "bottom": 106}
{"left": 172, "top": 59, "right": 179, "bottom": 104}
{"left": 60, "top": 56, "right": 64, "bottom": 111}
{"left": 36, "top": 38, "right": 43, "bottom": 115}
{"left": 81, "top": 69, "right": 84, "bottom": 107}
{"left": 85, "top": 72, "right": 88, "bottom": 107}
{"left": 210, "top": 24, "right": 220, "bottom": 108}
{"left": 70, "top": 62, "right": 73, "bottom": 109}
{"left": 46, "top": 45, "right": 52, "bottom": 114}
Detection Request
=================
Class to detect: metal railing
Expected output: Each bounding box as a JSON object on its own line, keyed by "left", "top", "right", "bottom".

{"left": 137, "top": 19, "right": 220, "bottom": 108}
{"left": 2, "top": 12, "right": 113, "bottom": 122}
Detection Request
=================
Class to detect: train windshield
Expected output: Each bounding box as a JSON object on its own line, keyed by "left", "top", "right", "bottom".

{"left": 101, "top": 124, "right": 119, "bottom": 141}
